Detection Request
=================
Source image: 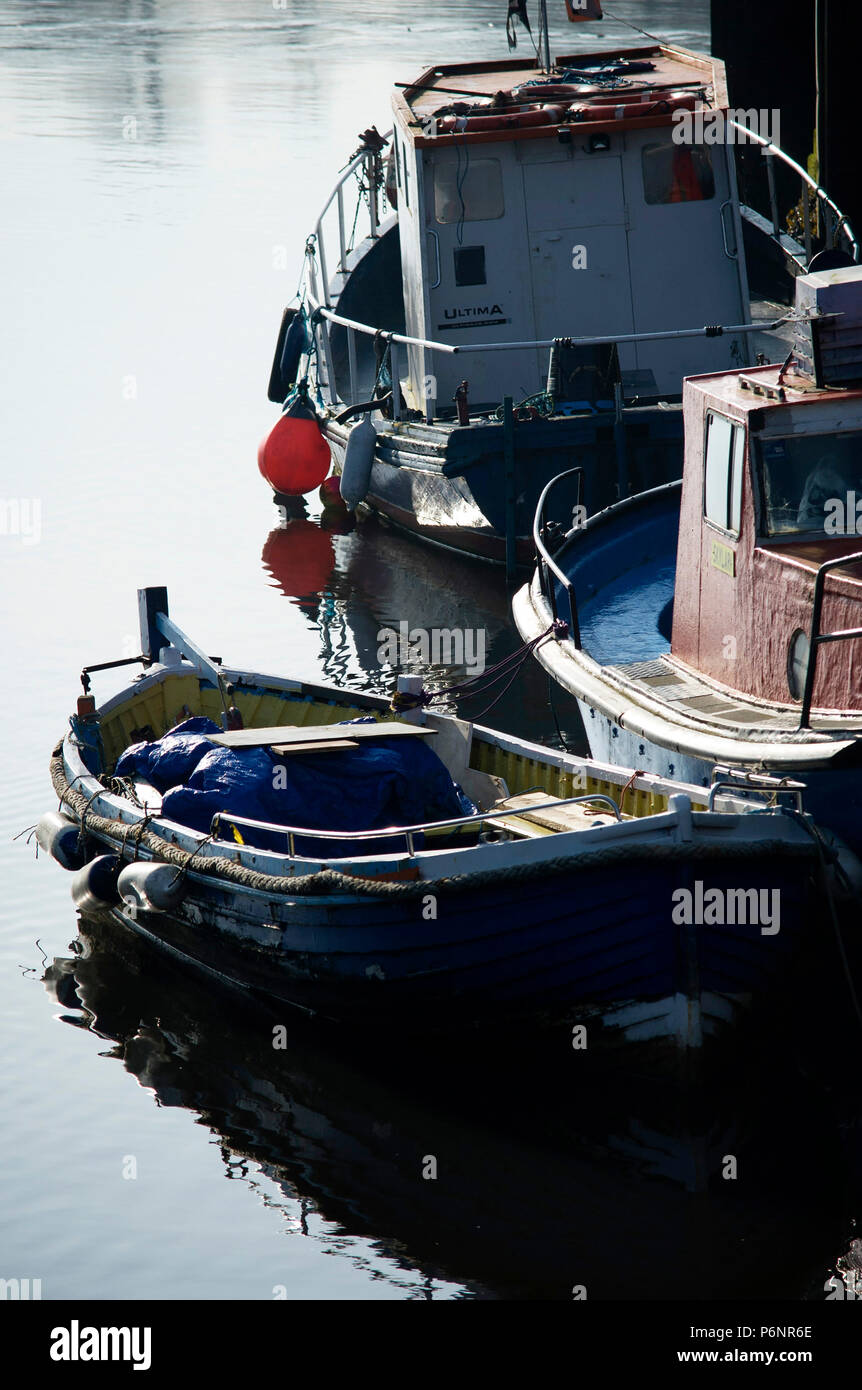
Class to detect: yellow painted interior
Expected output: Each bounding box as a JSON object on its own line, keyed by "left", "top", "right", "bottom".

{"left": 97, "top": 673, "right": 671, "bottom": 821}
{"left": 469, "top": 741, "right": 669, "bottom": 819}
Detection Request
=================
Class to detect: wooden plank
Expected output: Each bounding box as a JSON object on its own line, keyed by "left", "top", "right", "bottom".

{"left": 496, "top": 792, "right": 619, "bottom": 832}
{"left": 208, "top": 721, "right": 436, "bottom": 749}
{"left": 270, "top": 739, "right": 359, "bottom": 756}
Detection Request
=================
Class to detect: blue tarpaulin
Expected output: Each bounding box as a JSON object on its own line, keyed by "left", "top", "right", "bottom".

{"left": 115, "top": 717, "right": 221, "bottom": 791}
{"left": 119, "top": 717, "right": 476, "bottom": 857}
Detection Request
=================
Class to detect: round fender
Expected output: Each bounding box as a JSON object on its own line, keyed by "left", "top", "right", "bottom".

{"left": 437, "top": 103, "right": 565, "bottom": 134}
{"left": 71, "top": 854, "right": 121, "bottom": 914}
{"left": 117, "top": 861, "right": 187, "bottom": 914}
{"left": 339, "top": 414, "right": 377, "bottom": 510}
{"left": 36, "top": 810, "right": 85, "bottom": 871}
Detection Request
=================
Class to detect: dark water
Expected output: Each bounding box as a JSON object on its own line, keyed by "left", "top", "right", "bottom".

{"left": 3, "top": 0, "right": 861, "bottom": 1301}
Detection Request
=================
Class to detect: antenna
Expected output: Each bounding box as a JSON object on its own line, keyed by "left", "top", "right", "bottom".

{"left": 538, "top": 0, "right": 551, "bottom": 72}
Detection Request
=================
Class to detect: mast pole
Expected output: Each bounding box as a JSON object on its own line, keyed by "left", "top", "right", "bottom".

{"left": 538, "top": 0, "right": 551, "bottom": 73}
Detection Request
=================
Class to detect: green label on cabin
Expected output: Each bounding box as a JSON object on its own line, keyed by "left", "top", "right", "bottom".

{"left": 710, "top": 539, "right": 736, "bottom": 577}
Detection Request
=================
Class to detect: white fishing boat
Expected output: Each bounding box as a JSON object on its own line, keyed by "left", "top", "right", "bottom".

{"left": 260, "top": 1, "right": 857, "bottom": 574}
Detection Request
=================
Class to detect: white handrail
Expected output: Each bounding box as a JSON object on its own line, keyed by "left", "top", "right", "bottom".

{"left": 727, "top": 119, "right": 859, "bottom": 260}
{"left": 307, "top": 302, "right": 792, "bottom": 359}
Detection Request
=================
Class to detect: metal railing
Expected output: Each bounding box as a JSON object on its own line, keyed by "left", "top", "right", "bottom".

{"left": 728, "top": 118, "right": 859, "bottom": 266}
{"left": 210, "top": 791, "right": 622, "bottom": 859}
{"left": 708, "top": 765, "right": 806, "bottom": 813}
{"left": 533, "top": 467, "right": 584, "bottom": 649}
{"left": 798, "top": 551, "right": 862, "bottom": 728}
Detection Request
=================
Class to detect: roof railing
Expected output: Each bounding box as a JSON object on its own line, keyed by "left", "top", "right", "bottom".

{"left": 728, "top": 118, "right": 859, "bottom": 264}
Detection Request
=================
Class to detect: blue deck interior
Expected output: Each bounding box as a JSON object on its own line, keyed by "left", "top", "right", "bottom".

{"left": 555, "top": 488, "right": 681, "bottom": 666}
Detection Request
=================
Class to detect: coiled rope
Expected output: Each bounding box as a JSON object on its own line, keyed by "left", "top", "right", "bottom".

{"left": 51, "top": 742, "right": 817, "bottom": 902}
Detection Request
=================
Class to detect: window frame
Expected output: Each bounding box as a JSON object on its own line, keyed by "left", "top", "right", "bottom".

{"left": 703, "top": 410, "right": 745, "bottom": 539}
{"left": 641, "top": 140, "right": 716, "bottom": 206}
{"left": 753, "top": 428, "right": 862, "bottom": 540}
{"left": 433, "top": 156, "right": 505, "bottom": 226}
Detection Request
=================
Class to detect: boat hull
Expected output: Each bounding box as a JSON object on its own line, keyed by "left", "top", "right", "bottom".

{"left": 89, "top": 840, "right": 821, "bottom": 1074}
{"left": 48, "top": 659, "right": 828, "bottom": 1072}
{"left": 325, "top": 404, "right": 683, "bottom": 566}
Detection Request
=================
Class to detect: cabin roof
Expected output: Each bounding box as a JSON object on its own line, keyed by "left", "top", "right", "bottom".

{"left": 684, "top": 363, "right": 862, "bottom": 421}
{"left": 394, "top": 44, "right": 727, "bottom": 148}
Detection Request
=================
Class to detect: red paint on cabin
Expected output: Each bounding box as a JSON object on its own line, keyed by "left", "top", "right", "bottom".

{"left": 670, "top": 366, "right": 862, "bottom": 713}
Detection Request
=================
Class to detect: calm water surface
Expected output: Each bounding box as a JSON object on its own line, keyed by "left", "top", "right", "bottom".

{"left": 2, "top": 0, "right": 860, "bottom": 1301}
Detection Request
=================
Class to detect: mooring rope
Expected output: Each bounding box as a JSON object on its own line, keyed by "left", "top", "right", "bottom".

{"left": 51, "top": 742, "right": 817, "bottom": 902}
{"left": 390, "top": 620, "right": 567, "bottom": 719}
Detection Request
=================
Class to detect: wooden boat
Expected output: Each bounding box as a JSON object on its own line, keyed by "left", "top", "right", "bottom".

{"left": 514, "top": 263, "right": 862, "bottom": 853}
{"left": 263, "top": 7, "right": 857, "bottom": 572}
{"left": 38, "top": 587, "right": 852, "bottom": 1067}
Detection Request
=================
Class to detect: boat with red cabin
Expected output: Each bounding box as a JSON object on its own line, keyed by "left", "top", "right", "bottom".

{"left": 514, "top": 264, "right": 862, "bottom": 850}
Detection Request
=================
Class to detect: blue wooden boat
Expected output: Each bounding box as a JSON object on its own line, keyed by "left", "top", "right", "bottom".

{"left": 514, "top": 264, "right": 862, "bottom": 853}
{"left": 263, "top": 10, "right": 858, "bottom": 574}
{"left": 38, "top": 588, "right": 854, "bottom": 1068}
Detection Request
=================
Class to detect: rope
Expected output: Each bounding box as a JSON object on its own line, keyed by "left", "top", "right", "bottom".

{"left": 600, "top": 7, "right": 665, "bottom": 44}
{"left": 618, "top": 768, "right": 646, "bottom": 810}
{"left": 392, "top": 622, "right": 566, "bottom": 715}
{"left": 50, "top": 741, "right": 818, "bottom": 902}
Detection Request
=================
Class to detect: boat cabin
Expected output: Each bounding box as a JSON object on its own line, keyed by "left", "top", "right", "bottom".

{"left": 671, "top": 265, "right": 862, "bottom": 715}
{"left": 391, "top": 44, "right": 751, "bottom": 414}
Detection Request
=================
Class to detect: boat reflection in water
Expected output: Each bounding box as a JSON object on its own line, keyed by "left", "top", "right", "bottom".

{"left": 261, "top": 516, "right": 337, "bottom": 610}
{"left": 262, "top": 510, "right": 581, "bottom": 747}
{"left": 42, "top": 911, "right": 851, "bottom": 1301}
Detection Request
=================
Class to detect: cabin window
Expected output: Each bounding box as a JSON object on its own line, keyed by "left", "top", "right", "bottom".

{"left": 454, "top": 246, "right": 486, "bottom": 286}
{"left": 756, "top": 430, "right": 862, "bottom": 536}
{"left": 730, "top": 424, "right": 745, "bottom": 532}
{"left": 435, "top": 157, "right": 505, "bottom": 224}
{"left": 395, "top": 137, "right": 401, "bottom": 189}
{"left": 704, "top": 412, "right": 744, "bottom": 535}
{"left": 642, "top": 143, "right": 715, "bottom": 204}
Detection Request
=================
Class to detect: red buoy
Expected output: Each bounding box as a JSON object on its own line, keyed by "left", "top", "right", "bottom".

{"left": 319, "top": 474, "right": 346, "bottom": 510}
{"left": 258, "top": 388, "right": 332, "bottom": 496}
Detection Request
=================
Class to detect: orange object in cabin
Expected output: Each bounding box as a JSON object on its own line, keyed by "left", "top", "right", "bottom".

{"left": 668, "top": 148, "right": 703, "bottom": 202}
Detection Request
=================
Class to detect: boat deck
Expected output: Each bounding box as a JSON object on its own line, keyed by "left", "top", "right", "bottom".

{"left": 401, "top": 44, "right": 724, "bottom": 131}
{"left": 607, "top": 655, "right": 862, "bottom": 742}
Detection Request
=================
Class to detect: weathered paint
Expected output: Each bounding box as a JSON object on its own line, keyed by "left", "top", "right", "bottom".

{"left": 671, "top": 365, "right": 862, "bottom": 710}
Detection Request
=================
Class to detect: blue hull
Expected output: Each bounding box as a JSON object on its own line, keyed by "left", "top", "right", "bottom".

{"left": 109, "top": 851, "right": 818, "bottom": 1063}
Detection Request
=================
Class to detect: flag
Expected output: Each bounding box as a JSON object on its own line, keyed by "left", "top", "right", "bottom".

{"left": 565, "top": 0, "right": 604, "bottom": 20}
{"left": 507, "top": 0, "right": 532, "bottom": 50}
